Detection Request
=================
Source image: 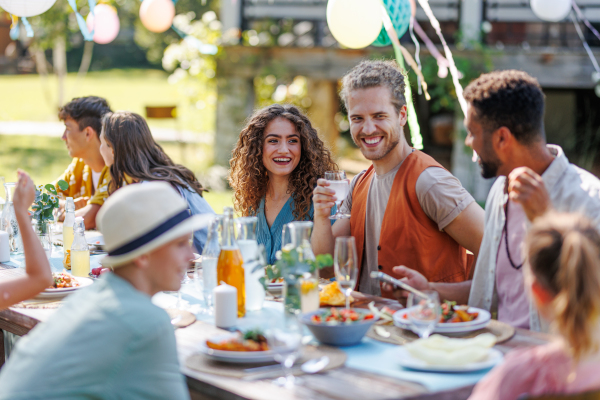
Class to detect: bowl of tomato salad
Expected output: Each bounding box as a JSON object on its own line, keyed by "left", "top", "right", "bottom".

{"left": 300, "top": 308, "right": 379, "bottom": 346}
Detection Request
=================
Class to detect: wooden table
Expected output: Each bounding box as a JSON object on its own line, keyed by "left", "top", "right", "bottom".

{"left": 0, "top": 270, "right": 553, "bottom": 400}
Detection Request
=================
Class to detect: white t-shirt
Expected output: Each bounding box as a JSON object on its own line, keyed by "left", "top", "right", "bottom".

{"left": 91, "top": 170, "right": 102, "bottom": 191}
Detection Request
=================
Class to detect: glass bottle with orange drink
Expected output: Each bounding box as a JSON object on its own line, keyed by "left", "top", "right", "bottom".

{"left": 216, "top": 207, "right": 245, "bottom": 317}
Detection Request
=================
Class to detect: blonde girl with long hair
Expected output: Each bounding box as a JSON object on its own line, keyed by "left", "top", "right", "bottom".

{"left": 469, "top": 213, "right": 600, "bottom": 400}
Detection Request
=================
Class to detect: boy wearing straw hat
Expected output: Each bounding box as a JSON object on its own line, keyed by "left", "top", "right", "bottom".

{"left": 0, "top": 182, "right": 210, "bottom": 400}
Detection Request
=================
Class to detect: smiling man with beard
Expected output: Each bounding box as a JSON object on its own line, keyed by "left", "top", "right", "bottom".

{"left": 388, "top": 70, "right": 600, "bottom": 331}
{"left": 312, "top": 60, "right": 485, "bottom": 300}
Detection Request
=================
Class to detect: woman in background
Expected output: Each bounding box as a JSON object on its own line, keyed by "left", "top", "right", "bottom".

{"left": 469, "top": 213, "right": 600, "bottom": 400}
{"left": 229, "top": 104, "right": 337, "bottom": 264}
{"left": 99, "top": 111, "right": 214, "bottom": 253}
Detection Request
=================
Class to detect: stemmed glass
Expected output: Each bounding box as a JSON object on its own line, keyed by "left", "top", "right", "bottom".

{"left": 407, "top": 291, "right": 440, "bottom": 339}
{"left": 267, "top": 316, "right": 303, "bottom": 388}
{"left": 333, "top": 236, "right": 358, "bottom": 310}
{"left": 324, "top": 171, "right": 350, "bottom": 220}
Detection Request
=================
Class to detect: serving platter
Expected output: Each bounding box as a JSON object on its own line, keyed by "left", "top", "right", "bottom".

{"left": 393, "top": 306, "right": 491, "bottom": 334}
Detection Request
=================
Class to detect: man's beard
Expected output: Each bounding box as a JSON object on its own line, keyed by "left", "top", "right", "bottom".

{"left": 355, "top": 132, "right": 401, "bottom": 162}
{"left": 479, "top": 156, "right": 500, "bottom": 179}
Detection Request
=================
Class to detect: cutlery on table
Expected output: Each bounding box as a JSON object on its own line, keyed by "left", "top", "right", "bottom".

{"left": 373, "top": 325, "right": 407, "bottom": 345}
{"left": 242, "top": 356, "right": 330, "bottom": 381}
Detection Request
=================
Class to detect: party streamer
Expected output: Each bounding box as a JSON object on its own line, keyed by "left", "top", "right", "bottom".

{"left": 414, "top": 21, "right": 449, "bottom": 78}
{"left": 571, "top": 12, "right": 600, "bottom": 74}
{"left": 407, "top": 0, "right": 422, "bottom": 94}
{"left": 21, "top": 17, "right": 33, "bottom": 37}
{"left": 572, "top": 1, "right": 600, "bottom": 42}
{"left": 381, "top": 4, "right": 423, "bottom": 149}
{"left": 416, "top": 0, "right": 467, "bottom": 116}
{"left": 67, "top": 0, "right": 95, "bottom": 41}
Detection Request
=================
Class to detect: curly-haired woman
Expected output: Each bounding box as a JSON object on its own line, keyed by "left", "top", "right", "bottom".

{"left": 229, "top": 104, "right": 338, "bottom": 264}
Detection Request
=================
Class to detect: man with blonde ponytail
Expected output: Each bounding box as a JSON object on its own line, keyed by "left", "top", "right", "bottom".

{"left": 469, "top": 213, "right": 600, "bottom": 400}
{"left": 388, "top": 70, "right": 600, "bottom": 331}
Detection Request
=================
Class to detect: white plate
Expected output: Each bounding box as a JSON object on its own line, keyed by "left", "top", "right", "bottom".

{"left": 396, "top": 346, "right": 503, "bottom": 372}
{"left": 85, "top": 231, "right": 105, "bottom": 246}
{"left": 36, "top": 277, "right": 94, "bottom": 299}
{"left": 393, "top": 306, "right": 491, "bottom": 334}
{"left": 198, "top": 334, "right": 296, "bottom": 364}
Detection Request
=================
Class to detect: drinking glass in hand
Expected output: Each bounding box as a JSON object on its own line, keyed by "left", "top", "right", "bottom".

{"left": 407, "top": 290, "right": 440, "bottom": 339}
{"left": 334, "top": 236, "right": 358, "bottom": 310}
{"left": 324, "top": 171, "right": 350, "bottom": 220}
{"left": 267, "top": 317, "right": 303, "bottom": 388}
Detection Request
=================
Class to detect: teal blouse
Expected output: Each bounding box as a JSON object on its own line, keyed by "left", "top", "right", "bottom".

{"left": 256, "top": 197, "right": 334, "bottom": 265}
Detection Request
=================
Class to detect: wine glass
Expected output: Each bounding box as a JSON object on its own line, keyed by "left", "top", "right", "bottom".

{"left": 333, "top": 236, "right": 358, "bottom": 310}
{"left": 407, "top": 290, "right": 440, "bottom": 339}
{"left": 267, "top": 317, "right": 303, "bottom": 388}
{"left": 324, "top": 171, "right": 350, "bottom": 220}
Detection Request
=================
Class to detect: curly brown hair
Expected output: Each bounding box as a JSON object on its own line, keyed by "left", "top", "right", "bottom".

{"left": 464, "top": 70, "right": 545, "bottom": 144}
{"left": 229, "top": 104, "right": 337, "bottom": 221}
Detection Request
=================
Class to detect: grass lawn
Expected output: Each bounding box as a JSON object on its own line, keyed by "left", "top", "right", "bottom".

{"left": 0, "top": 69, "right": 212, "bottom": 133}
{"left": 0, "top": 135, "right": 233, "bottom": 212}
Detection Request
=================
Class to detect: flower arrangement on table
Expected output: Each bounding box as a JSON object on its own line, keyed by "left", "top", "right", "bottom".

{"left": 261, "top": 247, "right": 333, "bottom": 314}
{"left": 31, "top": 181, "right": 69, "bottom": 233}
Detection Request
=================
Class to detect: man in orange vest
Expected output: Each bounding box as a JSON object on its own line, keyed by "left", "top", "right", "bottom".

{"left": 312, "top": 60, "right": 485, "bottom": 299}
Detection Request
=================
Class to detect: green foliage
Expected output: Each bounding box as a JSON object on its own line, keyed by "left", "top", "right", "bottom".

{"left": 31, "top": 180, "right": 68, "bottom": 223}
{"left": 417, "top": 49, "right": 493, "bottom": 114}
{"left": 161, "top": 11, "right": 222, "bottom": 133}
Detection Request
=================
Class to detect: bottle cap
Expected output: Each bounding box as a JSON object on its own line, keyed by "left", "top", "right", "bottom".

{"left": 75, "top": 216, "right": 83, "bottom": 223}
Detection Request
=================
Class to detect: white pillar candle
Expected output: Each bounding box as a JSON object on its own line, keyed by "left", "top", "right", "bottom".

{"left": 213, "top": 283, "right": 237, "bottom": 328}
{"left": 0, "top": 231, "right": 9, "bottom": 263}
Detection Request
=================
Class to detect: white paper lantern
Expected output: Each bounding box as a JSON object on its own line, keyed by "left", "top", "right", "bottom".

{"left": 0, "top": 0, "right": 57, "bottom": 17}
{"left": 326, "top": 0, "right": 383, "bottom": 49}
{"left": 531, "top": 0, "right": 572, "bottom": 22}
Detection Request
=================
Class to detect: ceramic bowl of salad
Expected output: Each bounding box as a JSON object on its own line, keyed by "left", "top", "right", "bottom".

{"left": 300, "top": 307, "right": 379, "bottom": 346}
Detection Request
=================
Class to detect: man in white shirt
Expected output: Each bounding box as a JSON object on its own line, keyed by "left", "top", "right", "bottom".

{"left": 389, "top": 70, "right": 600, "bottom": 330}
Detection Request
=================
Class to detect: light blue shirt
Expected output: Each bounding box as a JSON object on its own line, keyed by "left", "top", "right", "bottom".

{"left": 177, "top": 185, "right": 214, "bottom": 254}
{"left": 0, "top": 274, "right": 190, "bottom": 400}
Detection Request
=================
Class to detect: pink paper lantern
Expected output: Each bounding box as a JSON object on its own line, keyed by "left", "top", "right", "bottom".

{"left": 140, "top": 0, "right": 175, "bottom": 33}
{"left": 86, "top": 4, "right": 120, "bottom": 44}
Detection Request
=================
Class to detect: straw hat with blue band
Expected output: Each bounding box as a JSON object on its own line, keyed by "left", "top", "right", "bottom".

{"left": 97, "top": 181, "right": 213, "bottom": 267}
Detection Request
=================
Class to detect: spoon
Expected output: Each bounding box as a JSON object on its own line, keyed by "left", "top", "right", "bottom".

{"left": 301, "top": 356, "right": 329, "bottom": 374}
{"left": 374, "top": 325, "right": 407, "bottom": 345}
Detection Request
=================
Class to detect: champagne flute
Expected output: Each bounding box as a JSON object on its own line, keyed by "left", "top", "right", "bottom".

{"left": 407, "top": 290, "right": 440, "bottom": 339}
{"left": 333, "top": 236, "right": 358, "bottom": 310}
{"left": 324, "top": 171, "right": 350, "bottom": 220}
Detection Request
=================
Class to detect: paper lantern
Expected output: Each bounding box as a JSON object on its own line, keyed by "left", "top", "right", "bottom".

{"left": 372, "top": 0, "right": 411, "bottom": 47}
{"left": 86, "top": 4, "right": 120, "bottom": 44}
{"left": 0, "top": 0, "right": 57, "bottom": 17}
{"left": 140, "top": 0, "right": 175, "bottom": 33}
{"left": 531, "top": 0, "right": 571, "bottom": 22}
{"left": 326, "top": 0, "right": 383, "bottom": 49}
